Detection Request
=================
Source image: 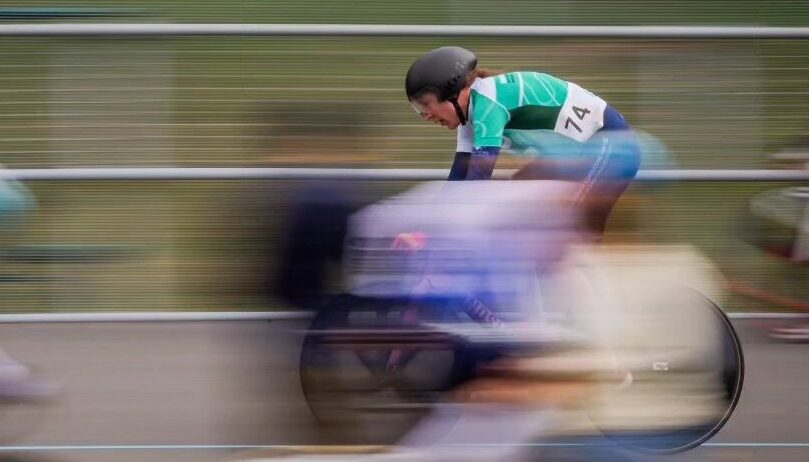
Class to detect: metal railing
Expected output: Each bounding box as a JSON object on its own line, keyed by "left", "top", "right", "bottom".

{"left": 0, "top": 310, "right": 801, "bottom": 323}
{"left": 0, "top": 23, "right": 808, "bottom": 38}
{"left": 0, "top": 167, "right": 806, "bottom": 182}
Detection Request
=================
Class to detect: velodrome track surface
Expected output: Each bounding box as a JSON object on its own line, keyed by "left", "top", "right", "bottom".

{"left": 0, "top": 319, "right": 805, "bottom": 462}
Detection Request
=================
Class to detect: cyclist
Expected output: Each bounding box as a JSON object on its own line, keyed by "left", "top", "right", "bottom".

{"left": 0, "top": 170, "right": 60, "bottom": 401}
{"left": 405, "top": 46, "right": 641, "bottom": 234}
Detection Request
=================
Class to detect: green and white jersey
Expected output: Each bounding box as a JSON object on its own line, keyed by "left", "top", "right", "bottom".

{"left": 457, "top": 72, "right": 608, "bottom": 155}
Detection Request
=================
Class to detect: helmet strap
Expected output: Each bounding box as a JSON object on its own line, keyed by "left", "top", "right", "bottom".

{"left": 449, "top": 97, "right": 467, "bottom": 125}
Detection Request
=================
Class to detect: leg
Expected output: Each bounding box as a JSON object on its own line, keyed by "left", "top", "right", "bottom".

{"left": 511, "top": 133, "right": 641, "bottom": 234}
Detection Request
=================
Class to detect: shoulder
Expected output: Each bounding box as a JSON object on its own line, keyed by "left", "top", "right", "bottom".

{"left": 470, "top": 76, "right": 498, "bottom": 101}
{"left": 469, "top": 77, "right": 509, "bottom": 117}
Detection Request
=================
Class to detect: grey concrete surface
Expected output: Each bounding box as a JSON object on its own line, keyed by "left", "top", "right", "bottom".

{"left": 0, "top": 320, "right": 803, "bottom": 462}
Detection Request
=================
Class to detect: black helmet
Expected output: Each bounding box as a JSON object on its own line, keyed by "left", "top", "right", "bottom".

{"left": 405, "top": 46, "right": 477, "bottom": 102}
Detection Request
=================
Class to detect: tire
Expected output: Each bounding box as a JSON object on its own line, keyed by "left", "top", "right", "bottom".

{"left": 591, "top": 288, "right": 744, "bottom": 454}
{"left": 702, "top": 295, "right": 745, "bottom": 448}
{"left": 299, "top": 294, "right": 460, "bottom": 443}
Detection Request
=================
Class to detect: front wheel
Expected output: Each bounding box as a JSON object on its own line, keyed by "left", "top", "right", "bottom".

{"left": 589, "top": 287, "right": 744, "bottom": 454}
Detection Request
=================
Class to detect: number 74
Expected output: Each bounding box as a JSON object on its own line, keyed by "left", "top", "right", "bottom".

{"left": 565, "top": 106, "right": 591, "bottom": 133}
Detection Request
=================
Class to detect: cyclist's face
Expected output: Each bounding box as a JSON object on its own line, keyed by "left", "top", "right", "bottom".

{"left": 411, "top": 93, "right": 460, "bottom": 130}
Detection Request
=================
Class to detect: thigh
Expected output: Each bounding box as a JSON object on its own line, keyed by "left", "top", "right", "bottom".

{"left": 575, "top": 132, "right": 641, "bottom": 203}
{"left": 576, "top": 133, "right": 641, "bottom": 232}
{"left": 512, "top": 132, "right": 641, "bottom": 233}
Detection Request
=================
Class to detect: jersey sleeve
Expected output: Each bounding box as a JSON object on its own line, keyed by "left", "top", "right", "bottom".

{"left": 471, "top": 90, "right": 510, "bottom": 149}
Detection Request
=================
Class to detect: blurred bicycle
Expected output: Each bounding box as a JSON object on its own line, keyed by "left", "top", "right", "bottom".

{"left": 296, "top": 180, "right": 744, "bottom": 457}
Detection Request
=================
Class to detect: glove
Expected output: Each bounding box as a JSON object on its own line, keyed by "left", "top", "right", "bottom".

{"left": 391, "top": 231, "right": 428, "bottom": 252}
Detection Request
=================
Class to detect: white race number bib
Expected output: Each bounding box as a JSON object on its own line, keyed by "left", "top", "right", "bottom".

{"left": 554, "top": 82, "right": 607, "bottom": 143}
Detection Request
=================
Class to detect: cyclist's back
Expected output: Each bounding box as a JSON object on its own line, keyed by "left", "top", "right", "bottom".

{"left": 457, "top": 71, "right": 612, "bottom": 152}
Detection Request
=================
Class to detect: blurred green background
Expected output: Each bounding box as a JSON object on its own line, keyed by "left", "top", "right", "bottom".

{"left": 0, "top": 1, "right": 805, "bottom": 313}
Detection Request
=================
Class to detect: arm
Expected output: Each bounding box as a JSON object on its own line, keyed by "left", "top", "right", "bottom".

{"left": 452, "top": 84, "right": 508, "bottom": 181}
{"left": 447, "top": 147, "right": 500, "bottom": 181}
{"left": 447, "top": 151, "right": 471, "bottom": 181}
{"left": 467, "top": 146, "right": 500, "bottom": 180}
{"left": 467, "top": 84, "right": 508, "bottom": 180}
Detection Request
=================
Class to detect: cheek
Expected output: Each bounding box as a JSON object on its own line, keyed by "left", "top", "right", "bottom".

{"left": 441, "top": 105, "right": 458, "bottom": 121}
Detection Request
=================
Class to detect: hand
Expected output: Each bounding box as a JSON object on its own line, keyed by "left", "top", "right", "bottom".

{"left": 391, "top": 231, "right": 428, "bottom": 252}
